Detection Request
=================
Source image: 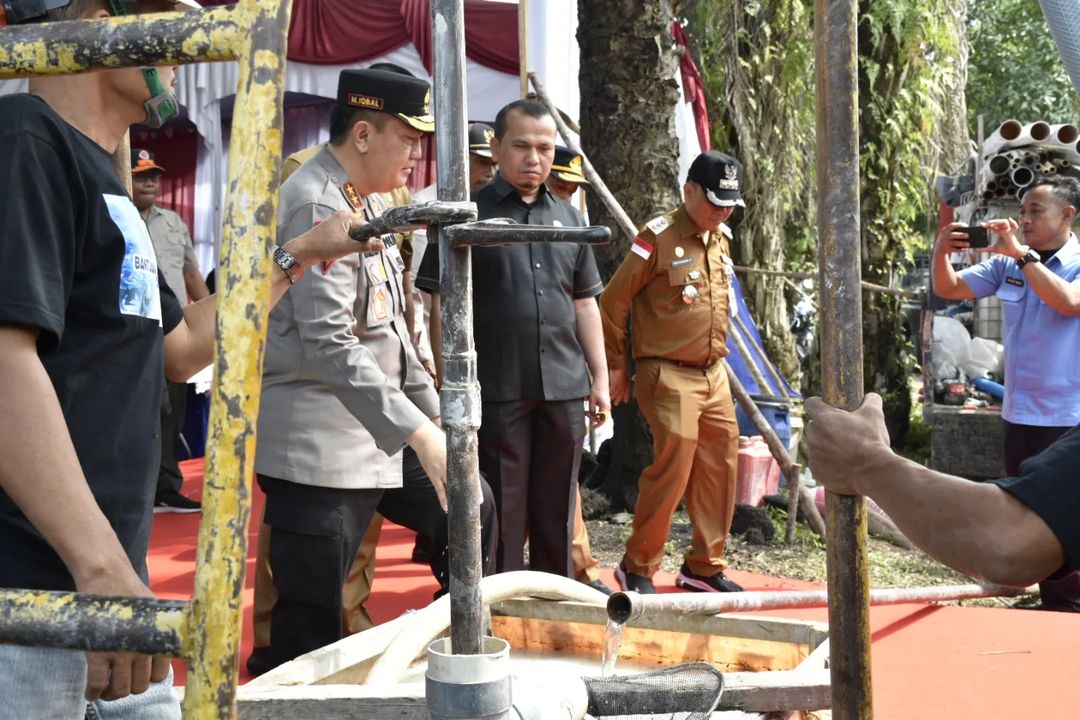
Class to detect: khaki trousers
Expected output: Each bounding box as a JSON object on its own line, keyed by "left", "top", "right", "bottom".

{"left": 624, "top": 359, "right": 738, "bottom": 578}
{"left": 572, "top": 489, "right": 601, "bottom": 583}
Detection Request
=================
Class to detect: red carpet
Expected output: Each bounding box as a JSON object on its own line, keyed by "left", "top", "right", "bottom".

{"left": 149, "top": 459, "right": 1078, "bottom": 717}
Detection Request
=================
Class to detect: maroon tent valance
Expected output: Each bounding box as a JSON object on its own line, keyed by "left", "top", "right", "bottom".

{"left": 200, "top": 0, "right": 519, "bottom": 74}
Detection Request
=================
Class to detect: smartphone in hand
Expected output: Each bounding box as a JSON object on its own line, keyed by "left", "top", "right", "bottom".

{"left": 957, "top": 225, "right": 990, "bottom": 248}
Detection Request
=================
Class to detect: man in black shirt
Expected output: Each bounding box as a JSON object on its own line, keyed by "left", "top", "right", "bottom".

{"left": 806, "top": 394, "right": 1078, "bottom": 586}
{"left": 416, "top": 100, "right": 609, "bottom": 576}
{"left": 0, "top": 2, "right": 381, "bottom": 716}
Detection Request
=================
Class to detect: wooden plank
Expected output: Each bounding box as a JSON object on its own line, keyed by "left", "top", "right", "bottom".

{"left": 492, "top": 599, "right": 830, "bottom": 648}
{"left": 236, "top": 684, "right": 425, "bottom": 720}
{"left": 721, "top": 669, "right": 831, "bottom": 711}
{"left": 245, "top": 598, "right": 831, "bottom": 711}
{"left": 232, "top": 671, "right": 830, "bottom": 718}
{"left": 492, "top": 615, "right": 809, "bottom": 673}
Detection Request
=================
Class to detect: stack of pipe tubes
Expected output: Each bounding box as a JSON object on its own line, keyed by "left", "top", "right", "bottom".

{"left": 978, "top": 120, "right": 1080, "bottom": 200}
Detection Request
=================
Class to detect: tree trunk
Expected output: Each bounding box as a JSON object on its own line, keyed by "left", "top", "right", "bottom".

{"left": 578, "top": 0, "right": 682, "bottom": 510}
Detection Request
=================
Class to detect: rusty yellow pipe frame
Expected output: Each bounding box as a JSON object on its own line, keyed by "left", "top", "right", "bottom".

{"left": 0, "top": 5, "right": 240, "bottom": 77}
{"left": 0, "top": 589, "right": 186, "bottom": 656}
{"left": 181, "top": 0, "right": 292, "bottom": 717}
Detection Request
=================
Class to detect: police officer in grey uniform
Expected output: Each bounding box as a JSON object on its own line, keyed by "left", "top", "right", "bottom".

{"left": 254, "top": 68, "right": 449, "bottom": 668}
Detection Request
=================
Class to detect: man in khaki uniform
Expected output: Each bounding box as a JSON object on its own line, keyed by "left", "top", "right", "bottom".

{"left": 131, "top": 148, "right": 209, "bottom": 514}
{"left": 253, "top": 68, "right": 449, "bottom": 670}
{"left": 600, "top": 151, "right": 746, "bottom": 595}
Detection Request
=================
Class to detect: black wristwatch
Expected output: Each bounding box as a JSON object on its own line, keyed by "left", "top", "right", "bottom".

{"left": 272, "top": 244, "right": 304, "bottom": 284}
{"left": 1016, "top": 246, "right": 1041, "bottom": 270}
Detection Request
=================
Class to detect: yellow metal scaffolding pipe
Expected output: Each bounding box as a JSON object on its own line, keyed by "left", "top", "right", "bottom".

{"left": 0, "top": 5, "right": 240, "bottom": 77}
{"left": 181, "top": 0, "right": 292, "bottom": 717}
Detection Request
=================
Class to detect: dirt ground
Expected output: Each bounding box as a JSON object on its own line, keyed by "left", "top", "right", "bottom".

{"left": 584, "top": 507, "right": 1035, "bottom": 608}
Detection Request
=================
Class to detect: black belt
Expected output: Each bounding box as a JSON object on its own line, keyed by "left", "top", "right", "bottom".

{"left": 640, "top": 357, "right": 717, "bottom": 371}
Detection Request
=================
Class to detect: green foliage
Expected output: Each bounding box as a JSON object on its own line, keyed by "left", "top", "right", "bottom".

{"left": 901, "top": 398, "right": 932, "bottom": 463}
{"left": 766, "top": 504, "right": 824, "bottom": 549}
{"left": 857, "top": 0, "right": 962, "bottom": 433}
{"left": 859, "top": 0, "right": 961, "bottom": 270}
{"left": 693, "top": 0, "right": 817, "bottom": 269}
{"left": 967, "top": 0, "right": 1079, "bottom": 135}
{"left": 689, "top": 0, "right": 964, "bottom": 424}
{"left": 690, "top": 0, "right": 817, "bottom": 383}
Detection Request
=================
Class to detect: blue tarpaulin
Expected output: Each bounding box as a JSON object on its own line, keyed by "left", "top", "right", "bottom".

{"left": 725, "top": 275, "right": 800, "bottom": 398}
{"left": 725, "top": 275, "right": 801, "bottom": 448}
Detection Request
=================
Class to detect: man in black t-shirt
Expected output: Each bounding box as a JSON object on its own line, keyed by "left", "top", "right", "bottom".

{"left": 805, "top": 394, "right": 1078, "bottom": 587}
{"left": 416, "top": 100, "right": 610, "bottom": 578}
{"left": 0, "top": 3, "right": 382, "bottom": 717}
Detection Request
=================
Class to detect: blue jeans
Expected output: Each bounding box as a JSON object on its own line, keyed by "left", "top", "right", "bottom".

{"left": 0, "top": 644, "right": 180, "bottom": 720}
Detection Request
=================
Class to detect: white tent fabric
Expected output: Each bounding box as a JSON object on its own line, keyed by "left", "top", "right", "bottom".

{"left": 0, "top": 0, "right": 703, "bottom": 268}
{"left": 526, "top": 0, "right": 578, "bottom": 129}
{"left": 179, "top": 45, "right": 520, "bottom": 269}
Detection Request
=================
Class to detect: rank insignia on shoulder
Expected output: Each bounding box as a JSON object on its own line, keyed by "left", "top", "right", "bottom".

{"left": 342, "top": 182, "right": 363, "bottom": 211}
{"left": 631, "top": 236, "right": 655, "bottom": 260}
{"left": 645, "top": 214, "right": 673, "bottom": 235}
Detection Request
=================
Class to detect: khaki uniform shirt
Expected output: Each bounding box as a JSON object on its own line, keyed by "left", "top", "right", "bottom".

{"left": 599, "top": 205, "right": 735, "bottom": 372}
{"left": 255, "top": 146, "right": 439, "bottom": 489}
{"left": 144, "top": 205, "right": 198, "bottom": 302}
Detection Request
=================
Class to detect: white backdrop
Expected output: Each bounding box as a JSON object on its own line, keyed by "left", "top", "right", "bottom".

{"left": 0, "top": 0, "right": 701, "bottom": 270}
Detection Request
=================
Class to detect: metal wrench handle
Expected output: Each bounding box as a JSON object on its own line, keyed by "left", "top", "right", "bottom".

{"left": 346, "top": 201, "right": 478, "bottom": 241}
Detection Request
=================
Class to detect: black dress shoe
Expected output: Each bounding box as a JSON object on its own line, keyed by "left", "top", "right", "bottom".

{"left": 246, "top": 646, "right": 275, "bottom": 677}
{"left": 614, "top": 562, "right": 656, "bottom": 594}
{"left": 585, "top": 578, "right": 615, "bottom": 596}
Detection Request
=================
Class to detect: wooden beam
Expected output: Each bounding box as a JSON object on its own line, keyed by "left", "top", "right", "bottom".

{"left": 236, "top": 684, "right": 425, "bottom": 720}
{"left": 492, "top": 599, "right": 829, "bottom": 649}
{"left": 231, "top": 670, "right": 829, "bottom": 718}
{"left": 492, "top": 615, "right": 808, "bottom": 674}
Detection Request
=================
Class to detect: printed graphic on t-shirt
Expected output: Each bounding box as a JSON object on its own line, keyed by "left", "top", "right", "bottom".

{"left": 103, "top": 194, "right": 162, "bottom": 325}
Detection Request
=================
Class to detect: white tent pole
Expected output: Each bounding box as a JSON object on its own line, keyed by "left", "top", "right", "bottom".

{"left": 518, "top": 0, "right": 529, "bottom": 98}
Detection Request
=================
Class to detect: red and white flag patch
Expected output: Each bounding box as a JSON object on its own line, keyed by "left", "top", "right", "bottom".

{"left": 631, "top": 236, "right": 654, "bottom": 260}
